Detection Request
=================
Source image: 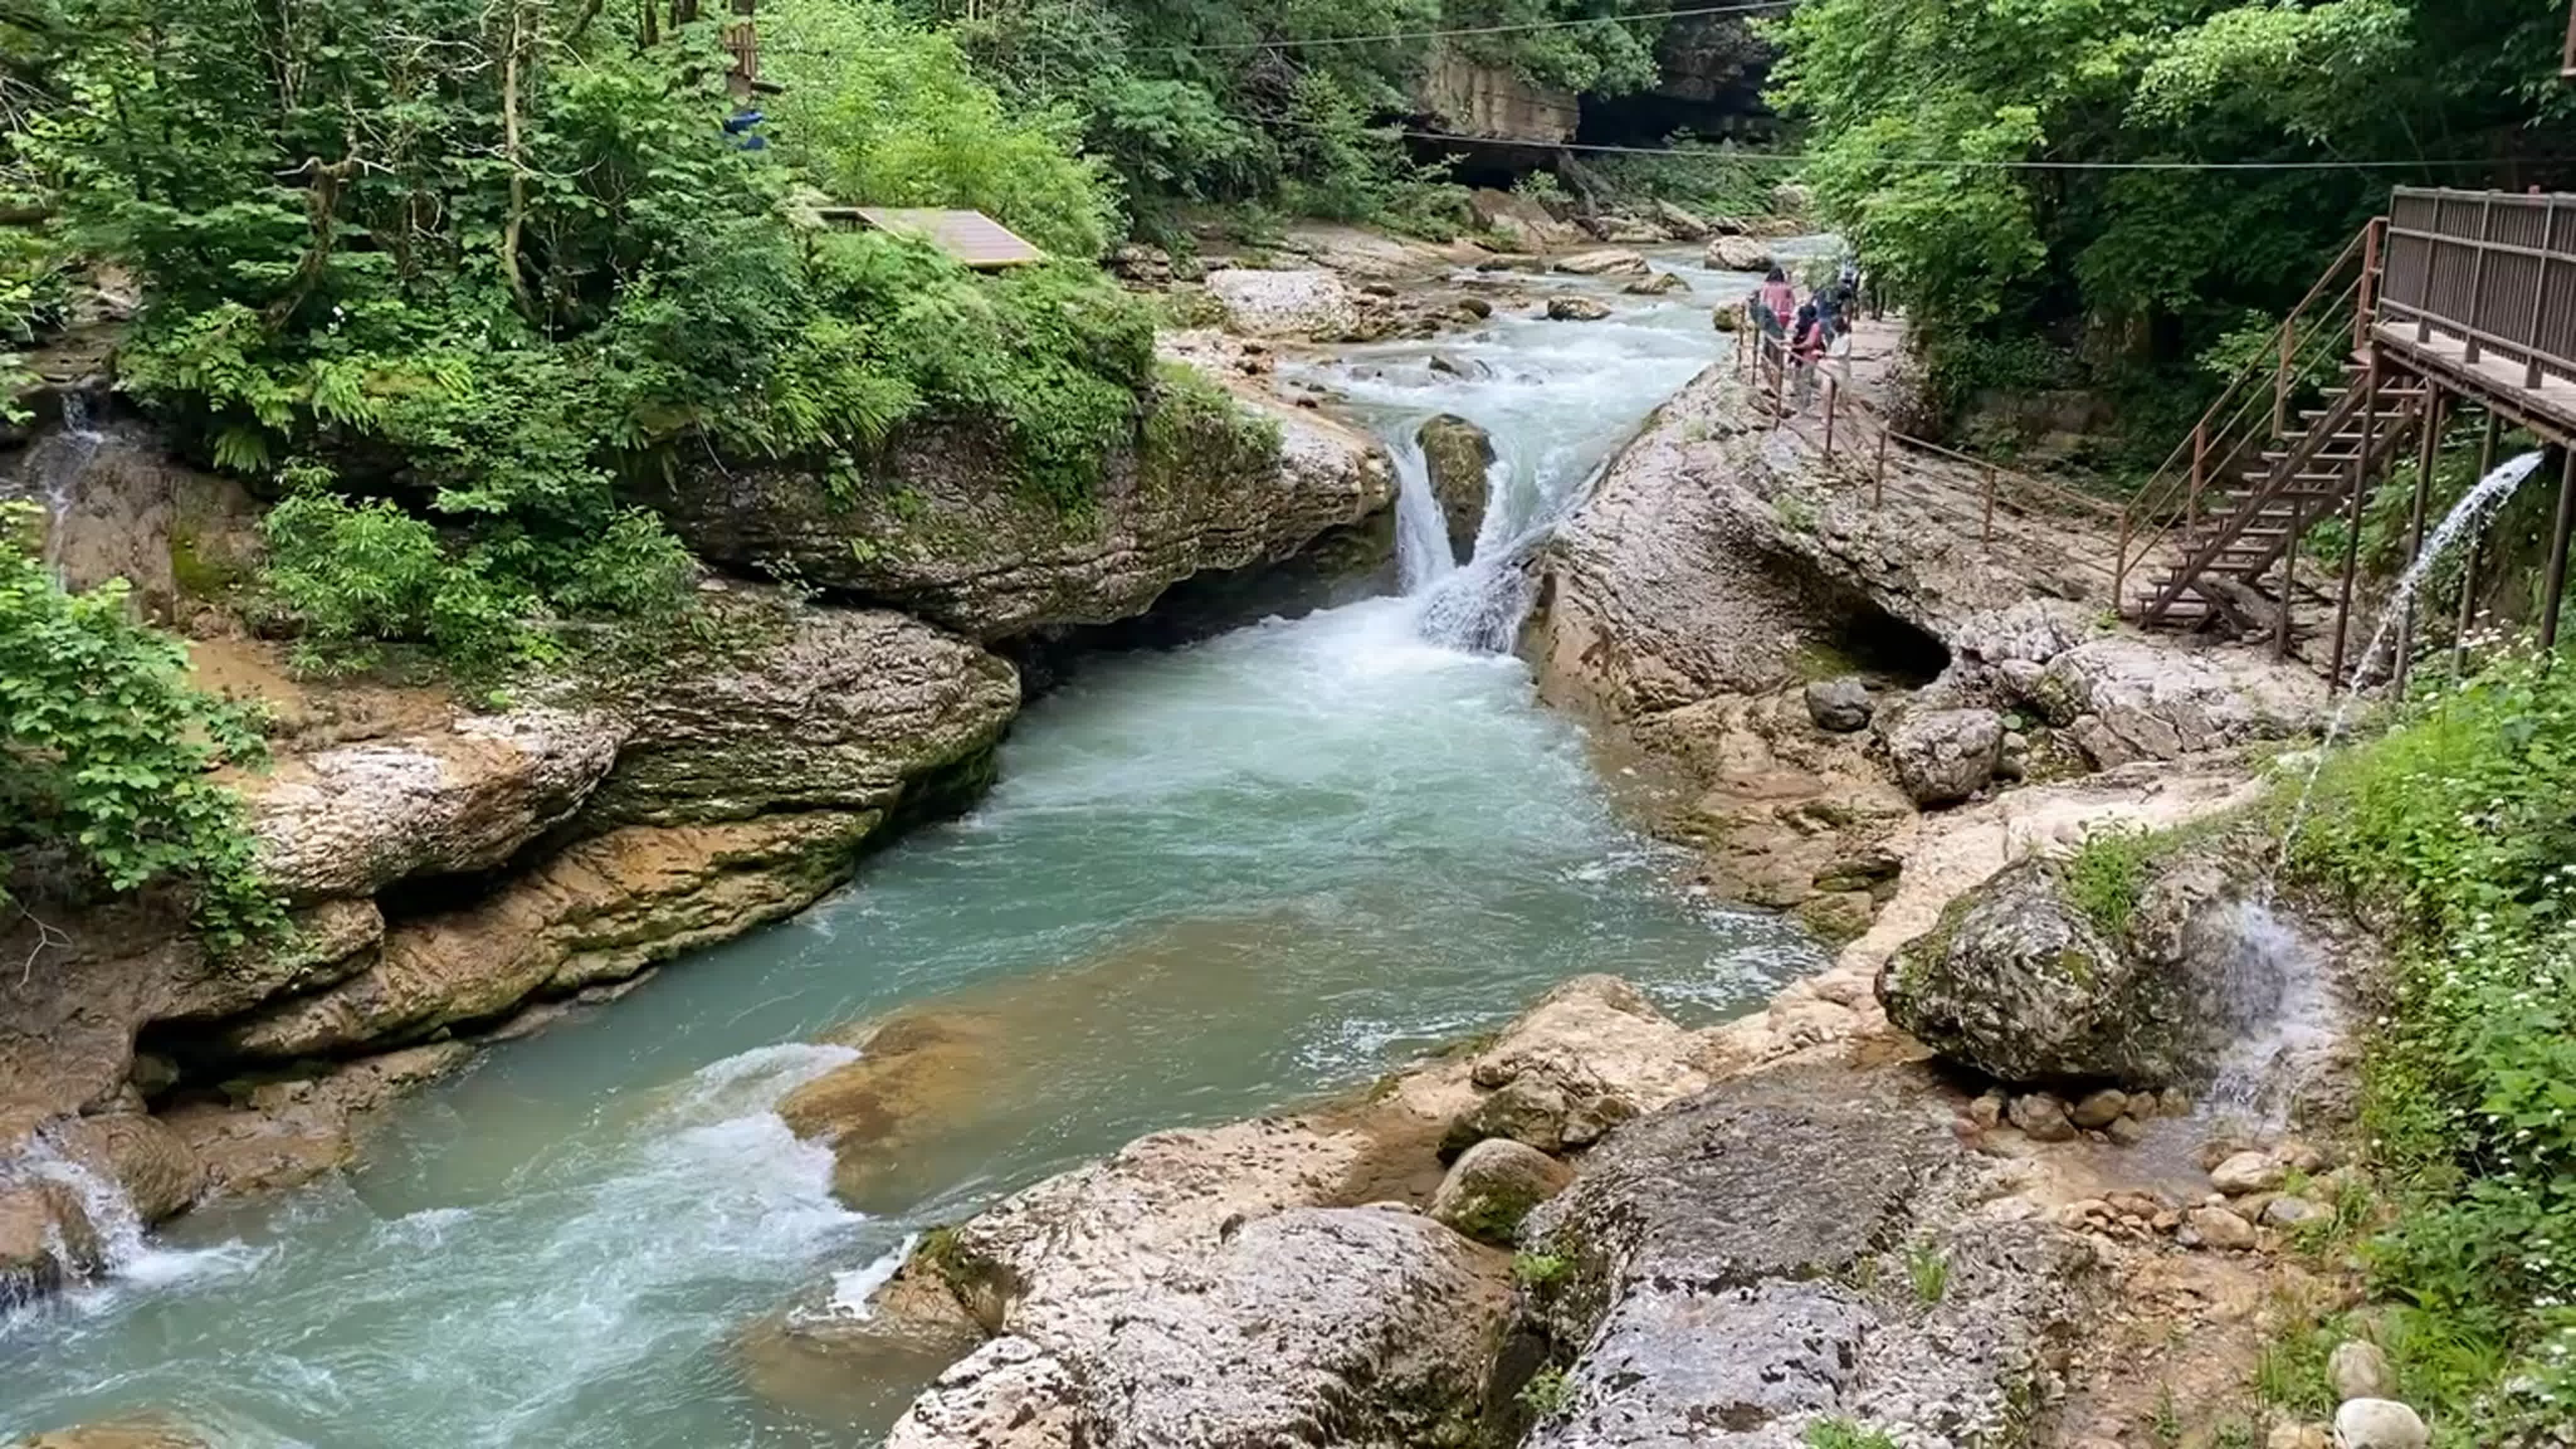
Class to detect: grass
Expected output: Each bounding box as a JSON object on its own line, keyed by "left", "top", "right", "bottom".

{"left": 1802, "top": 1418, "right": 1898, "bottom": 1449}
{"left": 2059, "top": 821, "right": 2163, "bottom": 937}
{"left": 1512, "top": 1250, "right": 1570, "bottom": 1287}
{"left": 1904, "top": 1240, "right": 1951, "bottom": 1304}
{"left": 1516, "top": 1365, "right": 1573, "bottom": 1418}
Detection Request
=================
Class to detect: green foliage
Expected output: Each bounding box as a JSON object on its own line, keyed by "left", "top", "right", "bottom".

{"left": 0, "top": 502, "right": 282, "bottom": 950}
{"left": 2062, "top": 822, "right": 2162, "bottom": 938}
{"left": 1511, "top": 1248, "right": 1570, "bottom": 1285}
{"left": 1588, "top": 139, "right": 1771, "bottom": 221}
{"left": 1902, "top": 1239, "right": 1950, "bottom": 1304}
{"left": 1515, "top": 1365, "right": 1573, "bottom": 1418}
{"left": 2289, "top": 653, "right": 2576, "bottom": 1436}
{"left": 1771, "top": 0, "right": 2576, "bottom": 429}
{"left": 1802, "top": 1418, "right": 1898, "bottom": 1449}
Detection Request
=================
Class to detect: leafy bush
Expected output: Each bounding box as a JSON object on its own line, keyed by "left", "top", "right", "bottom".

{"left": 1802, "top": 1418, "right": 1898, "bottom": 1449}
{"left": 2289, "top": 653, "right": 2576, "bottom": 1437}
{"left": 2062, "top": 822, "right": 2163, "bottom": 937}
{"left": 1515, "top": 1365, "right": 1573, "bottom": 1418}
{"left": 0, "top": 502, "right": 281, "bottom": 950}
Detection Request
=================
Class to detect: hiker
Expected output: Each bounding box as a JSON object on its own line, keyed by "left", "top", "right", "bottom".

{"left": 1757, "top": 266, "right": 1797, "bottom": 330}
{"left": 1813, "top": 277, "right": 1845, "bottom": 345}
{"left": 1789, "top": 301, "right": 1826, "bottom": 410}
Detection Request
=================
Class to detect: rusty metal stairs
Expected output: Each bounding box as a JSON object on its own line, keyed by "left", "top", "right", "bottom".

{"left": 2135, "top": 361, "right": 2429, "bottom": 633}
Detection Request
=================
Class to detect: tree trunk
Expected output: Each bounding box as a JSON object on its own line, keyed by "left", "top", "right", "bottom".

{"left": 499, "top": 0, "right": 536, "bottom": 319}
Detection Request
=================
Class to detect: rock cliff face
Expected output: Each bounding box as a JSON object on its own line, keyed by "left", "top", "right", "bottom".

{"left": 1416, "top": 44, "right": 1579, "bottom": 144}
{"left": 645, "top": 387, "right": 1393, "bottom": 641}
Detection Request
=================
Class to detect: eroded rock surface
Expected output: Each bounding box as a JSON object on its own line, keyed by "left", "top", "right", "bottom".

{"left": 2030, "top": 636, "right": 2326, "bottom": 767}
{"left": 1202, "top": 267, "right": 1363, "bottom": 340}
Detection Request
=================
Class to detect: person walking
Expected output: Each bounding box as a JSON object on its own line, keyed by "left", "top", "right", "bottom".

{"left": 1789, "top": 301, "right": 1825, "bottom": 411}
{"left": 1757, "top": 266, "right": 1797, "bottom": 330}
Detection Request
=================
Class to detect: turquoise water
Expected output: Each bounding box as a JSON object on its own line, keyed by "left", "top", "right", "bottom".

{"left": 0, "top": 255, "right": 1826, "bottom": 1446}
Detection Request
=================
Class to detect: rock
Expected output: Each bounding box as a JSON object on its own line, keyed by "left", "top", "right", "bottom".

{"left": 1547, "top": 295, "right": 1614, "bottom": 321}
{"left": 1550, "top": 248, "right": 1650, "bottom": 277}
{"left": 1453, "top": 296, "right": 1494, "bottom": 319}
{"left": 2032, "top": 637, "right": 2326, "bottom": 767}
{"left": 250, "top": 706, "right": 626, "bottom": 901}
{"left": 1709, "top": 304, "right": 1741, "bottom": 332}
{"left": 1878, "top": 854, "right": 2229, "bottom": 1089}
{"left": 582, "top": 600, "right": 1019, "bottom": 828}
{"left": 2211, "top": 1150, "right": 2287, "bottom": 1196}
{"left": 162, "top": 1041, "right": 474, "bottom": 1199}
{"left": 880, "top": 1120, "right": 1513, "bottom": 1448}
{"left": 2104, "top": 1115, "right": 2148, "bottom": 1146}
{"left": 1967, "top": 1091, "right": 2006, "bottom": 1130}
{"left": 2259, "top": 1194, "right": 2319, "bottom": 1226}
{"left": 2332, "top": 1399, "right": 2429, "bottom": 1449}
{"left": 1427, "top": 1138, "right": 1572, "bottom": 1243}
{"left": 1202, "top": 267, "right": 1363, "bottom": 340}
{"left": 1804, "top": 676, "right": 1873, "bottom": 733}
{"left": 1772, "top": 182, "right": 1815, "bottom": 214}
{"left": 1521, "top": 1065, "right": 2091, "bottom": 1446}
{"left": 1467, "top": 189, "right": 1581, "bottom": 252}
{"left": 2328, "top": 1340, "right": 2397, "bottom": 1402}
{"left": 2069, "top": 1088, "right": 2129, "bottom": 1130}
{"left": 1886, "top": 708, "right": 2004, "bottom": 806}
{"left": 2185, "top": 1204, "right": 2257, "bottom": 1250}
{"left": 1416, "top": 414, "right": 1494, "bottom": 563}
{"left": 1106, "top": 243, "right": 1173, "bottom": 287}
{"left": 650, "top": 374, "right": 1393, "bottom": 641}
{"left": 9, "top": 1418, "right": 213, "bottom": 1449}
{"left": 2268, "top": 1426, "right": 2331, "bottom": 1449}
{"left": 1706, "top": 235, "right": 1774, "bottom": 272}
{"left": 1443, "top": 976, "right": 1714, "bottom": 1157}
{"left": 1653, "top": 200, "right": 1712, "bottom": 240}
{"left": 1621, "top": 271, "right": 1688, "bottom": 296}
{"left": 1792, "top": 889, "right": 1877, "bottom": 946}
{"left": 2007, "top": 1092, "right": 2077, "bottom": 1143}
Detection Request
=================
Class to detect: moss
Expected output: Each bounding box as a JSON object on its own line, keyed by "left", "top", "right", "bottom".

{"left": 168, "top": 524, "right": 248, "bottom": 599}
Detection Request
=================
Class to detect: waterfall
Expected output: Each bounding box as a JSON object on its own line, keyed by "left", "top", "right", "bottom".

{"left": 2198, "top": 902, "right": 2343, "bottom": 1127}
{"left": 1387, "top": 431, "right": 1457, "bottom": 594}
{"left": 6, "top": 389, "right": 107, "bottom": 582}
{"left": 2279, "top": 449, "right": 2548, "bottom": 863}
{"left": 0, "top": 1135, "right": 150, "bottom": 1305}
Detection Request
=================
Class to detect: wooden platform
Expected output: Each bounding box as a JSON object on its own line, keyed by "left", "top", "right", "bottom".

{"left": 2373, "top": 321, "right": 2576, "bottom": 447}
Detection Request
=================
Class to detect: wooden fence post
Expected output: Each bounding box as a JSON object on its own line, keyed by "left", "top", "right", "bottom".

{"left": 1872, "top": 429, "right": 1888, "bottom": 509}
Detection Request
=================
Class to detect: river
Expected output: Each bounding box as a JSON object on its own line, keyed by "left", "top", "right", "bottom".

{"left": 0, "top": 247, "right": 1829, "bottom": 1446}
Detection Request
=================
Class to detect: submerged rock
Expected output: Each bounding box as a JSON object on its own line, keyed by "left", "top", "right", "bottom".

{"left": 8, "top": 1416, "right": 213, "bottom": 1449}
{"left": 1547, "top": 295, "right": 1613, "bottom": 321}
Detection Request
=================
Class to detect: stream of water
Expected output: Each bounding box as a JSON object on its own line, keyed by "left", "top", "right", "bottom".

{"left": 0, "top": 250, "right": 1823, "bottom": 1446}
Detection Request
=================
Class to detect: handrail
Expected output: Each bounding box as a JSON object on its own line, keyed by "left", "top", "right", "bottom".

{"left": 2114, "top": 223, "right": 2379, "bottom": 605}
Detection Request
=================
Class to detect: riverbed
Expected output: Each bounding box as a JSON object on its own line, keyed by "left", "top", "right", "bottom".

{"left": 0, "top": 248, "right": 1828, "bottom": 1446}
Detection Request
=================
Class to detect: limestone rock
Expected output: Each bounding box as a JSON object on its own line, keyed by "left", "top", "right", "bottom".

{"left": 9, "top": 1416, "right": 213, "bottom": 1449}
{"left": 1445, "top": 975, "right": 1713, "bottom": 1155}
{"left": 583, "top": 601, "right": 1018, "bottom": 828}
{"left": 1467, "top": 188, "right": 1581, "bottom": 251}
{"left": 1417, "top": 413, "right": 1494, "bottom": 564}
{"left": 1202, "top": 267, "right": 1362, "bottom": 340}
{"left": 2269, "top": 1426, "right": 2331, "bottom": 1449}
{"left": 2185, "top": 1204, "right": 2257, "bottom": 1250}
{"left": 250, "top": 706, "right": 626, "bottom": 901}
{"left": 1428, "top": 1138, "right": 1572, "bottom": 1243}
{"left": 1886, "top": 707, "right": 2004, "bottom": 806}
{"left": 1621, "top": 271, "right": 1688, "bottom": 296}
{"left": 1419, "top": 52, "right": 1577, "bottom": 147}
{"left": 2007, "top": 1092, "right": 2076, "bottom": 1143}
{"left": 1653, "top": 201, "right": 1712, "bottom": 240}
{"left": 1548, "top": 295, "right": 1613, "bottom": 321}
{"left": 2033, "top": 637, "right": 2326, "bottom": 767}
{"left": 1521, "top": 1065, "right": 2091, "bottom": 1447}
{"left": 1706, "top": 235, "right": 1774, "bottom": 272}
{"left": 1878, "top": 855, "right": 2225, "bottom": 1089}
{"left": 1804, "top": 675, "right": 1873, "bottom": 733}
{"left": 648, "top": 380, "right": 1393, "bottom": 641}
{"left": 2333, "top": 1399, "right": 2429, "bottom": 1449}
{"left": 881, "top": 1121, "right": 1512, "bottom": 1449}
{"left": 886, "top": 1337, "right": 1080, "bottom": 1449}
{"left": 163, "top": 1041, "right": 474, "bottom": 1199}
{"left": 1552, "top": 248, "right": 1649, "bottom": 277}
{"left": 2328, "top": 1340, "right": 2396, "bottom": 1402}
{"left": 2069, "top": 1088, "right": 2129, "bottom": 1130}
{"left": 2211, "top": 1150, "right": 2287, "bottom": 1196}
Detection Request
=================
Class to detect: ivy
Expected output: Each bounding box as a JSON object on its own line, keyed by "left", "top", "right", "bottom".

{"left": 0, "top": 503, "right": 284, "bottom": 953}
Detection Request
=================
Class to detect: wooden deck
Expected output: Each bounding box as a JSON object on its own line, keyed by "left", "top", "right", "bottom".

{"left": 2373, "top": 320, "right": 2576, "bottom": 447}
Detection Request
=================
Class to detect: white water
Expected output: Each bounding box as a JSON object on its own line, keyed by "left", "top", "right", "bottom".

{"left": 4, "top": 391, "right": 104, "bottom": 579}
{"left": 0, "top": 248, "right": 1823, "bottom": 1445}
{"left": 2199, "top": 902, "right": 2345, "bottom": 1126}
{"left": 2278, "top": 448, "right": 2547, "bottom": 863}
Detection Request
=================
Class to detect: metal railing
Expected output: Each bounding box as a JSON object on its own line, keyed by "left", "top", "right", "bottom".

{"left": 2112, "top": 222, "right": 2379, "bottom": 609}
{"left": 2379, "top": 187, "right": 2576, "bottom": 395}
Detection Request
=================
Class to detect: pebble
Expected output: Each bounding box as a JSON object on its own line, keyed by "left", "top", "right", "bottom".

{"left": 2263, "top": 1195, "right": 2324, "bottom": 1227}
{"left": 1967, "top": 1091, "right": 2005, "bottom": 1130}
{"left": 2070, "top": 1088, "right": 2130, "bottom": 1129}
{"left": 2333, "top": 1398, "right": 2429, "bottom": 1449}
{"left": 2211, "top": 1150, "right": 2287, "bottom": 1195}
{"left": 2329, "top": 1340, "right": 2397, "bottom": 1402}
{"left": 2186, "top": 1204, "right": 2258, "bottom": 1251}
{"left": 2105, "top": 1114, "right": 2148, "bottom": 1146}
{"left": 2009, "top": 1092, "right": 2077, "bottom": 1143}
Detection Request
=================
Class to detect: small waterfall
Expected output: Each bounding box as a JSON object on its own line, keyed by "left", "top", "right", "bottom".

{"left": 2279, "top": 449, "right": 2548, "bottom": 862}
{"left": 6, "top": 389, "right": 107, "bottom": 581}
{"left": 0, "top": 1135, "right": 150, "bottom": 1304}
{"left": 1387, "top": 431, "right": 1457, "bottom": 594}
{"left": 2199, "top": 901, "right": 2342, "bottom": 1127}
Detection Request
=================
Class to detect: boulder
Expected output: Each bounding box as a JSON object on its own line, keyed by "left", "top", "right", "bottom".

{"left": 2328, "top": 1340, "right": 2396, "bottom": 1402}
{"left": 250, "top": 706, "right": 626, "bottom": 902}
{"left": 647, "top": 380, "right": 1394, "bottom": 641}
{"left": 1520, "top": 1065, "right": 2091, "bottom": 1446}
{"left": 1804, "top": 675, "right": 1872, "bottom": 733}
{"left": 1653, "top": 200, "right": 1712, "bottom": 240}
{"left": 9, "top": 1418, "right": 213, "bottom": 1449}
{"left": 2184, "top": 1204, "right": 2257, "bottom": 1250}
{"left": 1547, "top": 295, "right": 1613, "bottom": 321}
{"left": 1885, "top": 707, "right": 2004, "bottom": 806}
{"left": 1416, "top": 414, "right": 1494, "bottom": 564}
{"left": 1550, "top": 248, "right": 1650, "bottom": 277}
{"left": 2262, "top": 1195, "right": 2322, "bottom": 1226}
{"left": 1468, "top": 189, "right": 1579, "bottom": 252}
{"left": 582, "top": 601, "right": 1019, "bottom": 828}
{"left": 2068, "top": 1088, "right": 2129, "bottom": 1130}
{"left": 1427, "top": 1138, "right": 1572, "bottom": 1243}
{"left": 1621, "top": 272, "right": 1688, "bottom": 296}
{"left": 2209, "top": 1150, "right": 2285, "bottom": 1196}
{"left": 1706, "top": 236, "right": 1774, "bottom": 272}
{"left": 880, "top": 1121, "right": 1513, "bottom": 1449}
{"left": 2031, "top": 637, "right": 2326, "bottom": 767}
{"left": 1877, "top": 855, "right": 2209, "bottom": 1088}
{"left": 1202, "top": 268, "right": 1363, "bottom": 340}
{"left": 2007, "top": 1092, "right": 2076, "bottom": 1143}
{"left": 1709, "top": 305, "right": 1741, "bottom": 333}
{"left": 2332, "top": 1399, "right": 2429, "bottom": 1449}
{"left": 1442, "top": 976, "right": 1714, "bottom": 1157}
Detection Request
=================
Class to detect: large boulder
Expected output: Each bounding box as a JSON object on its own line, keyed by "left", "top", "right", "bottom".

{"left": 1437, "top": 975, "right": 1716, "bottom": 1158}
{"left": 1875, "top": 851, "right": 2243, "bottom": 1088}
{"left": 1202, "top": 268, "right": 1362, "bottom": 340}
{"left": 1706, "top": 236, "right": 1774, "bottom": 272}
{"left": 1653, "top": 201, "right": 1712, "bottom": 241}
{"left": 646, "top": 382, "right": 1394, "bottom": 641}
{"left": 1546, "top": 295, "right": 1613, "bottom": 321}
{"left": 1551, "top": 249, "right": 1650, "bottom": 277}
{"left": 1417, "top": 414, "right": 1494, "bottom": 563}
{"left": 1886, "top": 707, "right": 2005, "bottom": 806}
{"left": 1519, "top": 1065, "right": 2090, "bottom": 1447}
{"left": 875, "top": 1121, "right": 1513, "bottom": 1449}
{"left": 2030, "top": 636, "right": 2325, "bottom": 767}
{"left": 1467, "top": 189, "right": 1582, "bottom": 252}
